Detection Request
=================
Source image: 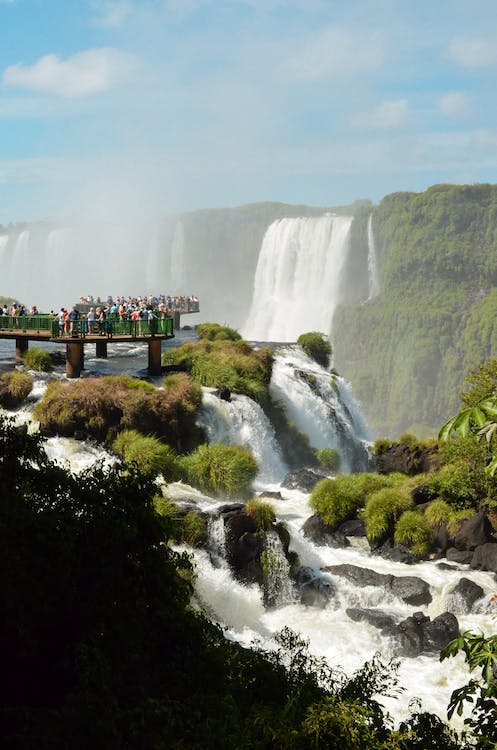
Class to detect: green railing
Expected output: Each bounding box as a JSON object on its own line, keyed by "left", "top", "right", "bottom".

{"left": 0, "top": 314, "right": 54, "bottom": 333}
{"left": 51, "top": 315, "right": 174, "bottom": 338}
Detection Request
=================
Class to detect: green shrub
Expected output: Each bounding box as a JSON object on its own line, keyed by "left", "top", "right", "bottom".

{"left": 363, "top": 487, "right": 414, "bottom": 543}
{"left": 197, "top": 322, "right": 242, "bottom": 341}
{"left": 182, "top": 443, "right": 258, "bottom": 499}
{"left": 297, "top": 332, "right": 332, "bottom": 368}
{"left": 373, "top": 438, "right": 393, "bottom": 454}
{"left": 424, "top": 463, "right": 481, "bottom": 509}
{"left": 310, "top": 473, "right": 401, "bottom": 529}
{"left": 316, "top": 447, "right": 341, "bottom": 472}
{"left": 394, "top": 510, "right": 435, "bottom": 556}
{"left": 245, "top": 498, "right": 276, "bottom": 531}
{"left": 425, "top": 499, "right": 452, "bottom": 528}
{"left": 0, "top": 371, "right": 34, "bottom": 408}
{"left": 113, "top": 430, "right": 181, "bottom": 481}
{"left": 23, "top": 347, "right": 53, "bottom": 372}
{"left": 398, "top": 432, "right": 420, "bottom": 450}
{"left": 182, "top": 512, "right": 208, "bottom": 547}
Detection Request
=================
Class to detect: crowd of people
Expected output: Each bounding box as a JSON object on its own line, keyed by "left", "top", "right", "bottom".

{"left": 78, "top": 293, "right": 199, "bottom": 314}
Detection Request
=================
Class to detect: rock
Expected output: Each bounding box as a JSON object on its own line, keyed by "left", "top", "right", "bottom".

{"left": 471, "top": 543, "right": 497, "bottom": 573}
{"left": 275, "top": 522, "right": 290, "bottom": 555}
{"left": 281, "top": 469, "right": 326, "bottom": 492}
{"left": 258, "top": 491, "right": 283, "bottom": 500}
{"left": 346, "top": 607, "right": 397, "bottom": 633}
{"left": 410, "top": 484, "right": 434, "bottom": 505}
{"left": 446, "top": 578, "right": 485, "bottom": 614}
{"left": 446, "top": 547, "right": 474, "bottom": 565}
{"left": 454, "top": 513, "right": 495, "bottom": 551}
{"left": 375, "top": 444, "right": 441, "bottom": 476}
{"left": 395, "top": 611, "right": 459, "bottom": 657}
{"left": 373, "top": 538, "right": 417, "bottom": 564}
{"left": 324, "top": 563, "right": 431, "bottom": 605}
{"left": 337, "top": 519, "right": 366, "bottom": 537}
{"left": 296, "top": 567, "right": 335, "bottom": 608}
{"left": 301, "top": 514, "right": 350, "bottom": 548}
{"left": 224, "top": 508, "right": 262, "bottom": 583}
{"left": 390, "top": 576, "right": 432, "bottom": 606}
{"left": 436, "top": 562, "right": 459, "bottom": 571}
{"left": 215, "top": 386, "right": 231, "bottom": 401}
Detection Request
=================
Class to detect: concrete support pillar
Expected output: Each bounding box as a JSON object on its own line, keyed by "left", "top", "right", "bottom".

{"left": 173, "top": 310, "right": 181, "bottom": 330}
{"left": 95, "top": 341, "right": 108, "bottom": 358}
{"left": 15, "top": 337, "right": 29, "bottom": 360}
{"left": 148, "top": 338, "right": 162, "bottom": 376}
{"left": 66, "top": 341, "right": 84, "bottom": 378}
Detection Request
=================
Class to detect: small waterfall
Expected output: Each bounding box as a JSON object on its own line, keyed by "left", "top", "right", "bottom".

{"left": 367, "top": 213, "right": 380, "bottom": 300}
{"left": 242, "top": 215, "right": 353, "bottom": 341}
{"left": 270, "top": 346, "right": 371, "bottom": 472}
{"left": 207, "top": 514, "right": 227, "bottom": 560}
{"left": 198, "top": 390, "right": 288, "bottom": 484}
{"left": 263, "top": 530, "right": 297, "bottom": 607}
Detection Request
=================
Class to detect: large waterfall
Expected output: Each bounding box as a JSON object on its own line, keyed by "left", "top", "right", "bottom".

{"left": 242, "top": 215, "right": 353, "bottom": 341}
{"left": 367, "top": 213, "right": 380, "bottom": 300}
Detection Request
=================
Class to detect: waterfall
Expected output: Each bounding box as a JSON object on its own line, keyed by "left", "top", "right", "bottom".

{"left": 367, "top": 213, "right": 380, "bottom": 300}
{"left": 169, "top": 220, "right": 186, "bottom": 293}
{"left": 270, "top": 346, "right": 371, "bottom": 472}
{"left": 263, "top": 530, "right": 297, "bottom": 607}
{"left": 198, "top": 389, "right": 287, "bottom": 484}
{"left": 207, "top": 514, "right": 227, "bottom": 560}
{"left": 242, "top": 215, "right": 353, "bottom": 342}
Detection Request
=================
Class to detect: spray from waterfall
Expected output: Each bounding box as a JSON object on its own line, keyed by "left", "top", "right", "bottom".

{"left": 242, "top": 215, "right": 353, "bottom": 342}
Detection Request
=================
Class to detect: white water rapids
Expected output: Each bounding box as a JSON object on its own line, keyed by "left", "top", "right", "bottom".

{"left": 1, "top": 337, "right": 496, "bottom": 731}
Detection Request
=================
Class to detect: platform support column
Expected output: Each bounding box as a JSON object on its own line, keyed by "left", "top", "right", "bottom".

{"left": 173, "top": 310, "right": 181, "bottom": 330}
{"left": 66, "top": 341, "right": 84, "bottom": 378}
{"left": 15, "top": 338, "right": 29, "bottom": 360}
{"left": 148, "top": 339, "right": 162, "bottom": 376}
{"left": 96, "top": 341, "right": 108, "bottom": 358}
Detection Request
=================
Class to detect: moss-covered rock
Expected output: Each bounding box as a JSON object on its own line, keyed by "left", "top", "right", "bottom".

{"left": 0, "top": 371, "right": 33, "bottom": 408}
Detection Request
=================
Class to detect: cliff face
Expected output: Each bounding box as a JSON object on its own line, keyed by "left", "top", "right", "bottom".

{"left": 333, "top": 184, "right": 497, "bottom": 438}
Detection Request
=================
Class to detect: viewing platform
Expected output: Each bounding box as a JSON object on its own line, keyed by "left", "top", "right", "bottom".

{"left": 0, "top": 314, "right": 175, "bottom": 377}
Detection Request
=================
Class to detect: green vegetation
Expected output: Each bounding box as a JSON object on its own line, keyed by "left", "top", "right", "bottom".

{"left": 182, "top": 442, "right": 258, "bottom": 498}
{"left": 297, "top": 331, "right": 332, "bottom": 368}
{"left": 245, "top": 497, "right": 276, "bottom": 531}
{"left": 316, "top": 447, "right": 341, "bottom": 471}
{"left": 0, "top": 370, "right": 33, "bottom": 408}
{"left": 394, "top": 510, "right": 435, "bottom": 556}
{"left": 197, "top": 322, "right": 242, "bottom": 341}
{"left": 23, "top": 346, "right": 53, "bottom": 372}
{"left": 310, "top": 473, "right": 401, "bottom": 529}
{"left": 363, "top": 486, "right": 414, "bottom": 544}
{"left": 374, "top": 437, "right": 393, "bottom": 454}
{"left": 162, "top": 338, "right": 273, "bottom": 403}
{"left": 334, "top": 183, "right": 497, "bottom": 436}
{"left": 113, "top": 429, "right": 181, "bottom": 481}
{"left": 34, "top": 373, "right": 203, "bottom": 450}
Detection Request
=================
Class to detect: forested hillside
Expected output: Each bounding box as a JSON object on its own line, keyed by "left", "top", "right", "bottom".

{"left": 333, "top": 184, "right": 497, "bottom": 437}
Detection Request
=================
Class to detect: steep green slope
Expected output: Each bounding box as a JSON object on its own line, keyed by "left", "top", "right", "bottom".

{"left": 333, "top": 184, "right": 497, "bottom": 437}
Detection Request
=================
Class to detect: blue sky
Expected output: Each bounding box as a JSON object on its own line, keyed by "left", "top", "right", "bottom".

{"left": 1, "top": 0, "right": 497, "bottom": 223}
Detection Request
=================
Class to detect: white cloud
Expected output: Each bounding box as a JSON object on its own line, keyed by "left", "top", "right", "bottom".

{"left": 449, "top": 36, "right": 497, "bottom": 68}
{"left": 2, "top": 48, "right": 135, "bottom": 97}
{"left": 438, "top": 92, "right": 469, "bottom": 118}
{"left": 353, "top": 99, "right": 409, "bottom": 129}
{"left": 283, "top": 27, "right": 383, "bottom": 81}
{"left": 91, "top": 1, "right": 133, "bottom": 28}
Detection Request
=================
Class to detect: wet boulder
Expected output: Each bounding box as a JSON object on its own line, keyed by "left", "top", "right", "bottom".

{"left": 373, "top": 538, "right": 417, "bottom": 564}
{"left": 281, "top": 468, "right": 326, "bottom": 492}
{"left": 296, "top": 567, "right": 335, "bottom": 608}
{"left": 346, "top": 607, "right": 397, "bottom": 634}
{"left": 337, "top": 519, "right": 366, "bottom": 537}
{"left": 471, "top": 542, "right": 497, "bottom": 573}
{"left": 454, "top": 513, "right": 495, "bottom": 551}
{"left": 395, "top": 611, "right": 459, "bottom": 657}
{"left": 324, "top": 564, "right": 390, "bottom": 589}
{"left": 389, "top": 576, "right": 432, "bottom": 606}
{"left": 446, "top": 547, "right": 473, "bottom": 565}
{"left": 302, "top": 514, "right": 350, "bottom": 548}
{"left": 446, "top": 577, "right": 484, "bottom": 614}
{"left": 324, "top": 564, "right": 432, "bottom": 606}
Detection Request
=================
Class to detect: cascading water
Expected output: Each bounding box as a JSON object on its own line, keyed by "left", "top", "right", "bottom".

{"left": 270, "top": 346, "right": 371, "bottom": 472}
{"left": 198, "top": 388, "right": 287, "bottom": 484}
{"left": 367, "top": 213, "right": 380, "bottom": 300}
{"left": 242, "top": 215, "right": 353, "bottom": 342}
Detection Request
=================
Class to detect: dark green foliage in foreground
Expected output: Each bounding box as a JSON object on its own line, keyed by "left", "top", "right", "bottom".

{"left": 297, "top": 331, "right": 332, "bottom": 369}
{"left": 0, "top": 417, "right": 466, "bottom": 749}
{"left": 162, "top": 338, "right": 273, "bottom": 403}
{"left": 0, "top": 370, "right": 33, "bottom": 408}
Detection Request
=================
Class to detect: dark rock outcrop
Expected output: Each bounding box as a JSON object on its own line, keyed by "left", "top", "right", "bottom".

{"left": 337, "top": 519, "right": 366, "bottom": 537}
{"left": 302, "top": 514, "right": 350, "bottom": 548}
{"left": 454, "top": 513, "right": 494, "bottom": 551}
{"left": 324, "top": 564, "right": 432, "bottom": 606}
{"left": 258, "top": 490, "right": 283, "bottom": 500}
{"left": 281, "top": 469, "right": 326, "bottom": 492}
{"left": 471, "top": 542, "right": 497, "bottom": 573}
{"left": 215, "top": 386, "right": 231, "bottom": 401}
{"left": 396, "top": 611, "right": 459, "bottom": 657}
{"left": 346, "top": 607, "right": 397, "bottom": 633}
{"left": 375, "top": 444, "right": 441, "bottom": 476}
{"left": 373, "top": 538, "right": 417, "bottom": 564}
{"left": 446, "top": 578, "right": 485, "bottom": 614}
{"left": 446, "top": 547, "right": 473, "bottom": 565}
{"left": 296, "top": 567, "right": 335, "bottom": 608}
